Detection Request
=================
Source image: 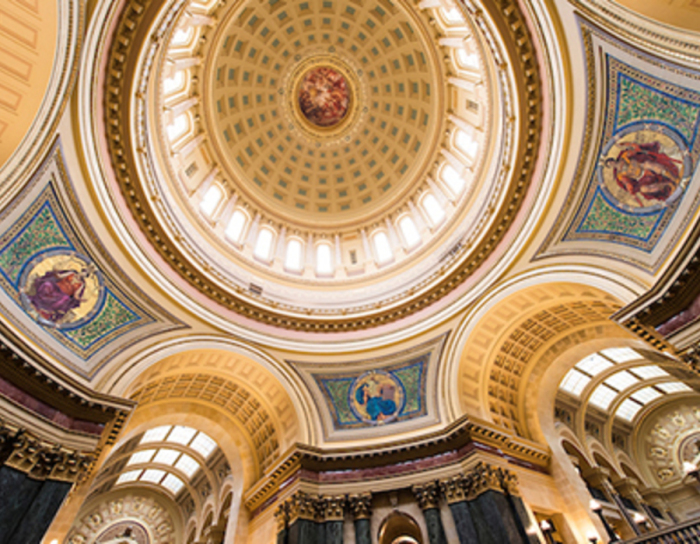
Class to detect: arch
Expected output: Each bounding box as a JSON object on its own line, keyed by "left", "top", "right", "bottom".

{"left": 419, "top": 192, "right": 445, "bottom": 228}
{"left": 315, "top": 240, "right": 334, "bottom": 276}
{"left": 254, "top": 226, "right": 276, "bottom": 263}
{"left": 371, "top": 229, "right": 394, "bottom": 265}
{"left": 225, "top": 208, "right": 251, "bottom": 245}
{"left": 378, "top": 511, "right": 424, "bottom": 544}
{"left": 284, "top": 236, "right": 304, "bottom": 272}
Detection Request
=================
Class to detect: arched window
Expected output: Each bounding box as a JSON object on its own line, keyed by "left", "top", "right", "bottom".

{"left": 455, "top": 129, "right": 478, "bottom": 159}
{"left": 372, "top": 231, "right": 393, "bottom": 265}
{"left": 163, "top": 70, "right": 186, "bottom": 95}
{"left": 171, "top": 26, "right": 195, "bottom": 47}
{"left": 398, "top": 216, "right": 421, "bottom": 249}
{"left": 166, "top": 113, "right": 190, "bottom": 142}
{"left": 440, "top": 7, "right": 465, "bottom": 25}
{"left": 316, "top": 242, "right": 334, "bottom": 276}
{"left": 200, "top": 184, "right": 223, "bottom": 217}
{"left": 421, "top": 193, "right": 445, "bottom": 227}
{"left": 456, "top": 49, "right": 479, "bottom": 70}
{"left": 441, "top": 164, "right": 466, "bottom": 196}
{"left": 225, "top": 209, "right": 249, "bottom": 244}
{"left": 285, "top": 238, "right": 304, "bottom": 272}
{"left": 254, "top": 227, "right": 275, "bottom": 262}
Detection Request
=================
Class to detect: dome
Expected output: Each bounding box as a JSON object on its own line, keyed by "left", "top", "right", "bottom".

{"left": 102, "top": 0, "right": 539, "bottom": 333}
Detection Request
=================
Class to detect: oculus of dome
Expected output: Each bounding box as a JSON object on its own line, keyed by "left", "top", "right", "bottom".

{"left": 298, "top": 66, "right": 350, "bottom": 128}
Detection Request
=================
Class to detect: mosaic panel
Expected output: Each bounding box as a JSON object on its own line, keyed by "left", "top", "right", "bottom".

{"left": 563, "top": 56, "right": 700, "bottom": 252}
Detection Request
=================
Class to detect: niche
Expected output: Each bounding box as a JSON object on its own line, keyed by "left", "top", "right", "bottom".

{"left": 378, "top": 511, "right": 424, "bottom": 544}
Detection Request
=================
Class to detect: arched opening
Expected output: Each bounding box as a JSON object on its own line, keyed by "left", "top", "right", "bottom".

{"left": 378, "top": 511, "right": 424, "bottom": 544}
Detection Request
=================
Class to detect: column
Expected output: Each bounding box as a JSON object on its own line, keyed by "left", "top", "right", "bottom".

{"left": 440, "top": 475, "right": 479, "bottom": 544}
{"left": 614, "top": 478, "right": 659, "bottom": 530}
{"left": 466, "top": 463, "right": 529, "bottom": 544}
{"left": 274, "top": 504, "right": 288, "bottom": 544}
{"left": 584, "top": 468, "right": 638, "bottom": 537}
{"left": 349, "top": 493, "right": 372, "bottom": 544}
{"left": 287, "top": 491, "right": 320, "bottom": 544}
{"left": 413, "top": 482, "right": 448, "bottom": 544}
{"left": 203, "top": 524, "right": 225, "bottom": 544}
{"left": 320, "top": 495, "right": 345, "bottom": 544}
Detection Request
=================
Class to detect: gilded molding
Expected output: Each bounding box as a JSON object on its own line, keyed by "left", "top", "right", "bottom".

{"left": 101, "top": 0, "right": 544, "bottom": 332}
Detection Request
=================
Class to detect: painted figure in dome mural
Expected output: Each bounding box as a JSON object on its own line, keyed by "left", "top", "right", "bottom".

{"left": 298, "top": 66, "right": 350, "bottom": 127}
{"left": 25, "top": 266, "right": 91, "bottom": 324}
{"left": 604, "top": 140, "right": 682, "bottom": 205}
{"left": 355, "top": 375, "right": 398, "bottom": 422}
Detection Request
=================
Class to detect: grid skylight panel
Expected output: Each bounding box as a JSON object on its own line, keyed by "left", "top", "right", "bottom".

{"left": 175, "top": 453, "right": 200, "bottom": 478}
{"left": 656, "top": 382, "right": 692, "bottom": 394}
{"left": 588, "top": 384, "right": 618, "bottom": 411}
{"left": 162, "top": 474, "right": 185, "bottom": 494}
{"left": 630, "top": 365, "right": 669, "bottom": 380}
{"left": 116, "top": 470, "right": 142, "bottom": 484}
{"left": 631, "top": 387, "right": 662, "bottom": 405}
{"left": 153, "top": 449, "right": 181, "bottom": 466}
{"left": 140, "top": 426, "right": 171, "bottom": 444}
{"left": 575, "top": 353, "right": 614, "bottom": 376}
{"left": 141, "top": 469, "right": 167, "bottom": 483}
{"left": 167, "top": 426, "right": 197, "bottom": 445}
{"left": 604, "top": 370, "right": 639, "bottom": 392}
{"left": 616, "top": 399, "right": 643, "bottom": 421}
{"left": 127, "top": 449, "right": 156, "bottom": 466}
{"left": 601, "top": 347, "right": 640, "bottom": 363}
{"left": 190, "top": 432, "right": 217, "bottom": 458}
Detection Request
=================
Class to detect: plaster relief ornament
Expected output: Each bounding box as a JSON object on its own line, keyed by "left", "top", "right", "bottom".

{"left": 19, "top": 251, "right": 102, "bottom": 328}
{"left": 298, "top": 66, "right": 350, "bottom": 127}
{"left": 350, "top": 370, "right": 405, "bottom": 424}
{"left": 598, "top": 122, "right": 692, "bottom": 211}
{"left": 96, "top": 522, "right": 149, "bottom": 544}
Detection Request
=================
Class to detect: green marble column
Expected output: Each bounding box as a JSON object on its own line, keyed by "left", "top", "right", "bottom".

{"left": 440, "top": 476, "right": 480, "bottom": 544}
{"left": 320, "top": 495, "right": 346, "bottom": 544}
{"left": 349, "top": 493, "right": 372, "bottom": 544}
{"left": 413, "top": 482, "right": 448, "bottom": 544}
{"left": 286, "top": 491, "right": 320, "bottom": 544}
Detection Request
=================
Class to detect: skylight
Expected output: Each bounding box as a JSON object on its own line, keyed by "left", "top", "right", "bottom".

{"left": 600, "top": 347, "right": 639, "bottom": 363}
{"left": 161, "top": 474, "right": 185, "bottom": 495}
{"left": 630, "top": 365, "right": 669, "bottom": 380}
{"left": 128, "top": 449, "right": 155, "bottom": 466}
{"left": 615, "top": 399, "right": 643, "bottom": 422}
{"left": 604, "top": 370, "right": 639, "bottom": 392}
{"left": 630, "top": 387, "right": 662, "bottom": 405}
{"left": 167, "top": 426, "right": 197, "bottom": 446}
{"left": 588, "top": 384, "right": 618, "bottom": 411}
{"left": 559, "top": 368, "right": 591, "bottom": 397}
{"left": 575, "top": 353, "right": 614, "bottom": 376}
{"left": 190, "top": 432, "right": 217, "bottom": 458}
{"left": 656, "top": 382, "right": 693, "bottom": 394}
{"left": 153, "top": 449, "right": 180, "bottom": 466}
{"left": 116, "top": 470, "right": 142, "bottom": 485}
{"left": 141, "top": 469, "right": 167, "bottom": 484}
{"left": 141, "top": 426, "right": 171, "bottom": 444}
{"left": 175, "top": 453, "right": 200, "bottom": 478}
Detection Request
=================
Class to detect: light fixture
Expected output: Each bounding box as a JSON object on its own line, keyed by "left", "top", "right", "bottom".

{"left": 633, "top": 512, "right": 647, "bottom": 533}
{"left": 588, "top": 534, "right": 599, "bottom": 544}
{"left": 683, "top": 461, "right": 700, "bottom": 484}
{"left": 540, "top": 520, "right": 554, "bottom": 544}
{"left": 589, "top": 499, "right": 619, "bottom": 542}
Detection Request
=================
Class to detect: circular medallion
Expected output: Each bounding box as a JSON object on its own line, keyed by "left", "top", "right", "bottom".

{"left": 597, "top": 123, "right": 692, "bottom": 212}
{"left": 350, "top": 370, "right": 405, "bottom": 425}
{"left": 19, "top": 251, "right": 103, "bottom": 329}
{"left": 298, "top": 66, "right": 350, "bottom": 127}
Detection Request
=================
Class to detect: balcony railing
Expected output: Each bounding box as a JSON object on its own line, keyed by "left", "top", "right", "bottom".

{"left": 624, "top": 518, "right": 700, "bottom": 543}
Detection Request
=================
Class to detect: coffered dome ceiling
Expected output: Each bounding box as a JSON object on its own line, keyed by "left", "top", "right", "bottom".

{"left": 102, "top": 0, "right": 543, "bottom": 332}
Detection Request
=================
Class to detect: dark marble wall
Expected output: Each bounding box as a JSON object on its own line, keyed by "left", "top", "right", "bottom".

{"left": 0, "top": 466, "right": 71, "bottom": 544}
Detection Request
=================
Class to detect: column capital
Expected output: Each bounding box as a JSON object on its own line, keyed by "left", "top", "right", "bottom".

{"left": 349, "top": 493, "right": 372, "bottom": 520}
{"left": 468, "top": 463, "right": 513, "bottom": 498}
{"left": 413, "top": 481, "right": 441, "bottom": 510}
{"left": 287, "top": 491, "right": 320, "bottom": 523}
{"left": 274, "top": 504, "right": 288, "bottom": 532}
{"left": 439, "top": 475, "right": 467, "bottom": 504}
{"left": 320, "top": 495, "right": 346, "bottom": 521}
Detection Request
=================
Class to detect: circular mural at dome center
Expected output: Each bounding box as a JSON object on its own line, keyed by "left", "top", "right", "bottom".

{"left": 298, "top": 66, "right": 350, "bottom": 128}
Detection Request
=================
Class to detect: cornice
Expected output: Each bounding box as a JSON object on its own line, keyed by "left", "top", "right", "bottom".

{"left": 100, "top": 0, "right": 545, "bottom": 332}
{"left": 243, "top": 415, "right": 550, "bottom": 513}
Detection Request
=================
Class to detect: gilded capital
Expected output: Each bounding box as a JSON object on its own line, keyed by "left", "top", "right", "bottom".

{"left": 274, "top": 504, "right": 288, "bottom": 532}
{"left": 349, "top": 493, "right": 372, "bottom": 520}
{"left": 287, "top": 491, "right": 320, "bottom": 523}
{"left": 413, "top": 482, "right": 440, "bottom": 510}
{"left": 439, "top": 475, "right": 468, "bottom": 504}
{"left": 320, "top": 495, "right": 346, "bottom": 521}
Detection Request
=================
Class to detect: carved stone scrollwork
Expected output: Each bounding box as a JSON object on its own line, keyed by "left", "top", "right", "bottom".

{"left": 320, "top": 495, "right": 346, "bottom": 521}
{"left": 413, "top": 481, "right": 441, "bottom": 510}
{"left": 348, "top": 493, "right": 372, "bottom": 520}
